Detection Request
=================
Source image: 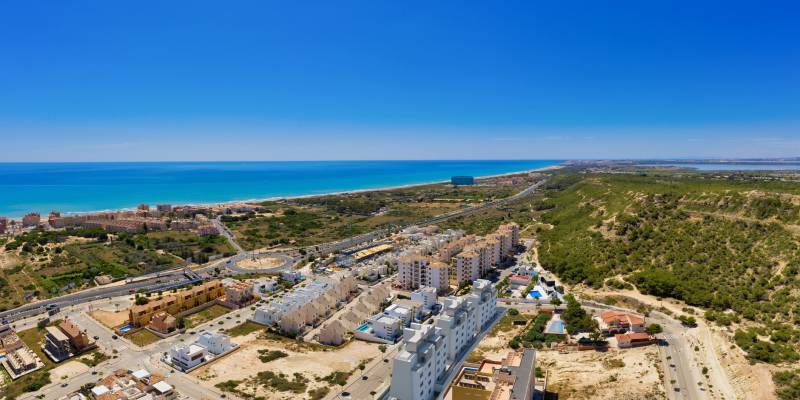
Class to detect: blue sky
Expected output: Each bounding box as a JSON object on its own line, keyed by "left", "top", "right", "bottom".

{"left": 0, "top": 0, "right": 797, "bottom": 161}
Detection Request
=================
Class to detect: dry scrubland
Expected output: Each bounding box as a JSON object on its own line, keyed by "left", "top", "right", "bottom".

{"left": 193, "top": 329, "right": 381, "bottom": 400}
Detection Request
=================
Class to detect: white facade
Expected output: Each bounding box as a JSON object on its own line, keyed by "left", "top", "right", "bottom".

{"left": 389, "top": 279, "right": 498, "bottom": 400}
{"left": 372, "top": 315, "right": 403, "bottom": 341}
{"left": 252, "top": 278, "right": 278, "bottom": 295}
{"left": 383, "top": 303, "right": 414, "bottom": 326}
{"left": 411, "top": 287, "right": 437, "bottom": 310}
{"left": 197, "top": 331, "right": 233, "bottom": 355}
{"left": 389, "top": 323, "right": 447, "bottom": 400}
{"left": 170, "top": 343, "right": 206, "bottom": 371}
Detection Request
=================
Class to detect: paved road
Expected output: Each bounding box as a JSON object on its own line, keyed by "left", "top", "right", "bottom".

{"left": 2, "top": 176, "right": 548, "bottom": 327}
{"left": 579, "top": 301, "right": 706, "bottom": 400}
{"left": 20, "top": 295, "right": 256, "bottom": 400}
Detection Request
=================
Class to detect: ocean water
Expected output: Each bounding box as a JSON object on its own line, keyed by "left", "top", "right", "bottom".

{"left": 0, "top": 160, "right": 561, "bottom": 217}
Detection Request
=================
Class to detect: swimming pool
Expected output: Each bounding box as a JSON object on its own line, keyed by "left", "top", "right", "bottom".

{"left": 356, "top": 324, "right": 370, "bottom": 332}
{"left": 118, "top": 324, "right": 134, "bottom": 333}
{"left": 546, "top": 320, "right": 566, "bottom": 334}
{"left": 528, "top": 290, "right": 543, "bottom": 299}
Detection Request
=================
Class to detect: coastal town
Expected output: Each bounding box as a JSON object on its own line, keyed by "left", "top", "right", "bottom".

{"left": 0, "top": 171, "right": 726, "bottom": 400}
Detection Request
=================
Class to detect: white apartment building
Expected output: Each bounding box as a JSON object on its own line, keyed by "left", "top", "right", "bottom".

{"left": 389, "top": 323, "right": 448, "bottom": 400}
{"left": 251, "top": 273, "right": 358, "bottom": 334}
{"left": 397, "top": 255, "right": 451, "bottom": 294}
{"left": 390, "top": 279, "right": 498, "bottom": 400}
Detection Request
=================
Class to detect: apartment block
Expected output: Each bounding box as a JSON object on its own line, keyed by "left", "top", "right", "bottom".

{"left": 389, "top": 323, "right": 448, "bottom": 400}
{"left": 128, "top": 280, "right": 225, "bottom": 327}
{"left": 222, "top": 280, "right": 255, "bottom": 308}
{"left": 22, "top": 212, "right": 40, "bottom": 227}
{"left": 0, "top": 217, "right": 7, "bottom": 234}
{"left": 252, "top": 273, "right": 357, "bottom": 335}
{"left": 397, "top": 254, "right": 450, "bottom": 294}
{"left": 390, "top": 279, "right": 498, "bottom": 400}
{"left": 43, "top": 319, "right": 95, "bottom": 362}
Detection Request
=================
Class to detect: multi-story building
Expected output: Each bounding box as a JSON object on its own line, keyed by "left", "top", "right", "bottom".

{"left": 60, "top": 319, "right": 92, "bottom": 353}
{"left": 397, "top": 254, "right": 430, "bottom": 291}
{"left": 444, "top": 349, "right": 537, "bottom": 400}
{"left": 390, "top": 279, "right": 498, "bottom": 400}
{"left": 43, "top": 326, "right": 72, "bottom": 361}
{"left": 22, "top": 212, "right": 40, "bottom": 227}
{"left": 128, "top": 280, "right": 225, "bottom": 327}
{"left": 157, "top": 204, "right": 172, "bottom": 214}
{"left": 0, "top": 217, "right": 7, "bottom": 234}
{"left": 252, "top": 277, "right": 279, "bottom": 296}
{"left": 451, "top": 250, "right": 480, "bottom": 287}
{"left": 252, "top": 273, "right": 357, "bottom": 335}
{"left": 43, "top": 319, "right": 94, "bottom": 362}
{"left": 3, "top": 346, "right": 42, "bottom": 378}
{"left": 398, "top": 255, "right": 450, "bottom": 294}
{"left": 389, "top": 322, "right": 448, "bottom": 400}
{"left": 223, "top": 280, "right": 255, "bottom": 308}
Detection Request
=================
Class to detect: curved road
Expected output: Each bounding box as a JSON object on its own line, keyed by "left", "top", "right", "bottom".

{"left": 0, "top": 177, "right": 548, "bottom": 324}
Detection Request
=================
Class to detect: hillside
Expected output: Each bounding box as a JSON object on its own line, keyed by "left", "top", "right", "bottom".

{"left": 536, "top": 172, "right": 800, "bottom": 364}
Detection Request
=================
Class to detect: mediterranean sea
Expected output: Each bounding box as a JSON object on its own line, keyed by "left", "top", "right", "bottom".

{"left": 0, "top": 160, "right": 562, "bottom": 218}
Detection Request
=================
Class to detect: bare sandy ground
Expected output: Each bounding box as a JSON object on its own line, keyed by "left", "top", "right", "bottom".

{"left": 237, "top": 256, "right": 285, "bottom": 270}
{"left": 192, "top": 331, "right": 381, "bottom": 400}
{"left": 540, "top": 346, "right": 664, "bottom": 400}
{"left": 0, "top": 251, "right": 20, "bottom": 270}
{"left": 578, "top": 286, "right": 768, "bottom": 399}
{"left": 51, "top": 360, "right": 90, "bottom": 381}
{"left": 89, "top": 309, "right": 129, "bottom": 329}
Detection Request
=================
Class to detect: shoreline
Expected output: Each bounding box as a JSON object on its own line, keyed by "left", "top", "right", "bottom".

{"left": 5, "top": 164, "right": 563, "bottom": 221}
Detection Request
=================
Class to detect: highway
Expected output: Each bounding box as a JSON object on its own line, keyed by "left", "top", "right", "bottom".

{"left": 1, "top": 176, "right": 548, "bottom": 331}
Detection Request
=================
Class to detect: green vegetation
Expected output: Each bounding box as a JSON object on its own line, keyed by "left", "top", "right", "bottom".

{"left": 77, "top": 351, "right": 108, "bottom": 367}
{"left": 1, "top": 327, "right": 56, "bottom": 400}
{"left": 319, "top": 370, "right": 352, "bottom": 386}
{"left": 308, "top": 387, "right": 331, "bottom": 400}
{"left": 561, "top": 294, "right": 596, "bottom": 334}
{"left": 125, "top": 329, "right": 161, "bottom": 347}
{"left": 510, "top": 313, "right": 564, "bottom": 349}
{"left": 257, "top": 349, "right": 288, "bottom": 363}
{"left": 529, "top": 171, "right": 800, "bottom": 363}
{"left": 183, "top": 304, "right": 232, "bottom": 328}
{"left": 0, "top": 228, "right": 232, "bottom": 311}
{"left": 224, "top": 176, "right": 538, "bottom": 250}
{"left": 226, "top": 321, "right": 265, "bottom": 337}
{"left": 645, "top": 324, "right": 663, "bottom": 335}
{"left": 252, "top": 371, "right": 309, "bottom": 393}
{"left": 441, "top": 169, "right": 800, "bottom": 364}
{"left": 773, "top": 369, "right": 800, "bottom": 400}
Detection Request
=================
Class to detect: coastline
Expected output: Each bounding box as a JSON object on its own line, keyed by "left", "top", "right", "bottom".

{"left": 5, "top": 163, "right": 563, "bottom": 221}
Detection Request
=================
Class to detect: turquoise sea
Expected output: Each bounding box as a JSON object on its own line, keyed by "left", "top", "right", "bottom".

{"left": 0, "top": 160, "right": 562, "bottom": 218}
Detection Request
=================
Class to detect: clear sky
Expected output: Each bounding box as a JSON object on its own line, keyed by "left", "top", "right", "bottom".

{"left": 1, "top": 0, "right": 797, "bottom": 161}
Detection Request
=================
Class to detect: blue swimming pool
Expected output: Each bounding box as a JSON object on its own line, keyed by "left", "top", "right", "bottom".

{"left": 119, "top": 324, "right": 134, "bottom": 333}
{"left": 356, "top": 324, "right": 370, "bottom": 332}
{"left": 528, "top": 290, "right": 543, "bottom": 299}
{"left": 546, "top": 320, "right": 566, "bottom": 334}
